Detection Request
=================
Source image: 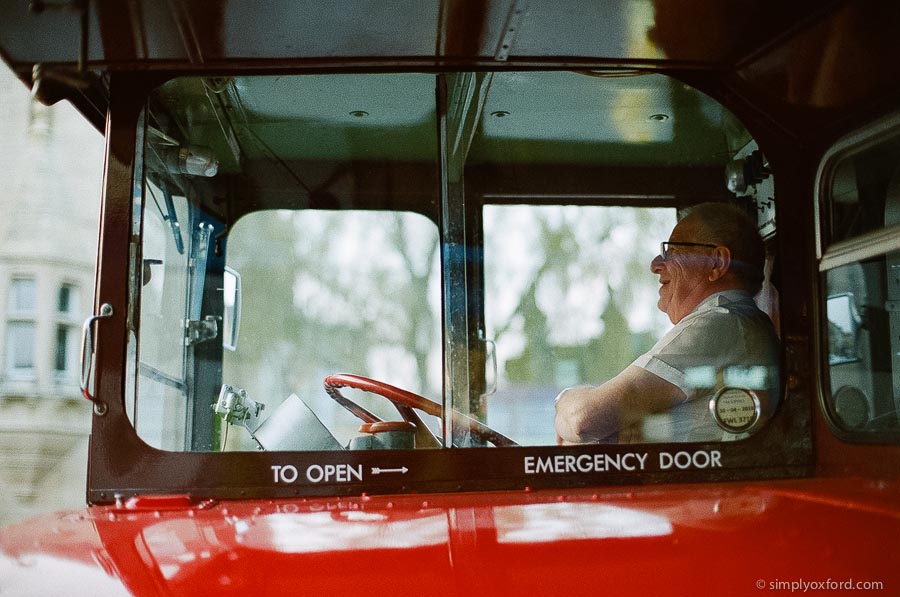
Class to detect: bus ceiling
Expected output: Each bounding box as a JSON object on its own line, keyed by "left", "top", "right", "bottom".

{"left": 1, "top": 0, "right": 899, "bottom": 138}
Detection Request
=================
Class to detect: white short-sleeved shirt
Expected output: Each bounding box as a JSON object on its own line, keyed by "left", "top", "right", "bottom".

{"left": 632, "top": 290, "right": 780, "bottom": 442}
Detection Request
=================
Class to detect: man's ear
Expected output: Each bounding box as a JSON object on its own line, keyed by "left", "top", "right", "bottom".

{"left": 708, "top": 246, "right": 732, "bottom": 281}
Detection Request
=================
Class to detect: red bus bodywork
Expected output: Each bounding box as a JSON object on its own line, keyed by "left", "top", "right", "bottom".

{"left": 1, "top": 1, "right": 899, "bottom": 595}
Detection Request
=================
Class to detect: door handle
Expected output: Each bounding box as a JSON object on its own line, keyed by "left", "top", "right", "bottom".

{"left": 80, "top": 303, "right": 113, "bottom": 404}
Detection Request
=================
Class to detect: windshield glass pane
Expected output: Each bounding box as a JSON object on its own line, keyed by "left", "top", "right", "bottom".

{"left": 129, "top": 71, "right": 780, "bottom": 454}
{"left": 129, "top": 73, "right": 440, "bottom": 451}
{"left": 447, "top": 71, "right": 779, "bottom": 447}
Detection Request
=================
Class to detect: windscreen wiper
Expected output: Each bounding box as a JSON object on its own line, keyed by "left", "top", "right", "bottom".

{"left": 161, "top": 187, "right": 185, "bottom": 255}
{"left": 146, "top": 183, "right": 185, "bottom": 255}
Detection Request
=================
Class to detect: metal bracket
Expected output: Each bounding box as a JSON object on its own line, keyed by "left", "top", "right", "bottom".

{"left": 212, "top": 385, "right": 266, "bottom": 448}
{"left": 185, "top": 315, "right": 218, "bottom": 345}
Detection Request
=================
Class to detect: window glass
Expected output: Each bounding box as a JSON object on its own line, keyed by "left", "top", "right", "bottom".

{"left": 52, "top": 284, "right": 80, "bottom": 381}
{"left": 132, "top": 181, "right": 191, "bottom": 449}
{"left": 826, "top": 133, "right": 900, "bottom": 246}
{"left": 825, "top": 259, "right": 900, "bottom": 434}
{"left": 6, "top": 322, "right": 35, "bottom": 373}
{"left": 57, "top": 284, "right": 76, "bottom": 315}
{"left": 9, "top": 278, "right": 36, "bottom": 315}
{"left": 55, "top": 325, "right": 69, "bottom": 372}
{"left": 130, "top": 73, "right": 440, "bottom": 451}
{"left": 221, "top": 210, "right": 441, "bottom": 451}
{"left": 130, "top": 71, "right": 779, "bottom": 459}
{"left": 6, "top": 279, "right": 37, "bottom": 378}
{"left": 446, "top": 71, "right": 777, "bottom": 447}
{"left": 821, "top": 122, "right": 900, "bottom": 436}
{"left": 483, "top": 205, "right": 675, "bottom": 444}
{"left": 54, "top": 324, "right": 80, "bottom": 380}
{"left": 481, "top": 205, "right": 779, "bottom": 445}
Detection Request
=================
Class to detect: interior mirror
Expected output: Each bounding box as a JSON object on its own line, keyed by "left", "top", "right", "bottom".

{"left": 827, "top": 293, "right": 861, "bottom": 365}
{"left": 223, "top": 266, "right": 241, "bottom": 352}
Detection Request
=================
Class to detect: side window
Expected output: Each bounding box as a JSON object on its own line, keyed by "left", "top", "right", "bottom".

{"left": 819, "top": 116, "right": 900, "bottom": 437}
{"left": 133, "top": 181, "right": 192, "bottom": 450}
{"left": 6, "top": 278, "right": 37, "bottom": 380}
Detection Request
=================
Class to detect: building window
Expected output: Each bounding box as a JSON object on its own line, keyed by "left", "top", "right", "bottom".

{"left": 58, "top": 284, "right": 74, "bottom": 313}
{"left": 55, "top": 283, "right": 80, "bottom": 382}
{"left": 6, "top": 278, "right": 37, "bottom": 379}
{"left": 10, "top": 278, "right": 36, "bottom": 314}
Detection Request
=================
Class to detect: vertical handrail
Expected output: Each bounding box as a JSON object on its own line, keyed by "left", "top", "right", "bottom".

{"left": 80, "top": 303, "right": 114, "bottom": 402}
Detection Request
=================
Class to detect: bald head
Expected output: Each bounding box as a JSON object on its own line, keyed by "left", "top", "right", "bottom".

{"left": 679, "top": 202, "right": 765, "bottom": 294}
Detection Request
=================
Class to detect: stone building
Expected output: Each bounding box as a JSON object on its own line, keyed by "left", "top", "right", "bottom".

{"left": 0, "top": 67, "right": 103, "bottom": 525}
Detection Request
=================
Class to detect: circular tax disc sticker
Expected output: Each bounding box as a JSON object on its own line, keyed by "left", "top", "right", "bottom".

{"left": 709, "top": 387, "right": 761, "bottom": 433}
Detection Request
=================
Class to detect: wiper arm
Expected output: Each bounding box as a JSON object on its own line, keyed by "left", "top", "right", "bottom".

{"left": 146, "top": 183, "right": 185, "bottom": 255}
{"left": 161, "top": 187, "right": 185, "bottom": 255}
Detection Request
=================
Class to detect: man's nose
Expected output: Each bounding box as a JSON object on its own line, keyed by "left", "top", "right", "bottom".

{"left": 650, "top": 254, "right": 665, "bottom": 273}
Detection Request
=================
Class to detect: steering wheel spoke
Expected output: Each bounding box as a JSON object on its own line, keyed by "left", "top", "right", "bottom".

{"left": 323, "top": 381, "right": 382, "bottom": 424}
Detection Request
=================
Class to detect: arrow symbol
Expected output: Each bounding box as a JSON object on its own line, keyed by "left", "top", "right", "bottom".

{"left": 371, "top": 467, "right": 409, "bottom": 475}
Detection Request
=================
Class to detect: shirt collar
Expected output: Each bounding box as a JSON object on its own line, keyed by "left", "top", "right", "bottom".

{"left": 694, "top": 289, "right": 754, "bottom": 312}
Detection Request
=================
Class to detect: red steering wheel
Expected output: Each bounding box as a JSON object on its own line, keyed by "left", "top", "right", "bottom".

{"left": 323, "top": 373, "right": 517, "bottom": 447}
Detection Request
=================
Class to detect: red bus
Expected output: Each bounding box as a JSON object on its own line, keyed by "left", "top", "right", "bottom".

{"left": 1, "top": 1, "right": 899, "bottom": 594}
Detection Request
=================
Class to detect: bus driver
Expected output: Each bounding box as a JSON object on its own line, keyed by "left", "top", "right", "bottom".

{"left": 554, "top": 202, "right": 780, "bottom": 444}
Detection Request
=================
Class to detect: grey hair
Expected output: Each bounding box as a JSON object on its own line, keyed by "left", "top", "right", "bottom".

{"left": 681, "top": 202, "right": 766, "bottom": 294}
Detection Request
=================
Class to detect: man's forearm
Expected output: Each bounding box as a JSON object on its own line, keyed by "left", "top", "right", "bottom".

{"left": 553, "top": 366, "right": 685, "bottom": 444}
{"left": 554, "top": 385, "right": 618, "bottom": 443}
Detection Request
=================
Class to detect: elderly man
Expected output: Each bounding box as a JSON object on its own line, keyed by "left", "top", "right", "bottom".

{"left": 554, "top": 202, "right": 779, "bottom": 444}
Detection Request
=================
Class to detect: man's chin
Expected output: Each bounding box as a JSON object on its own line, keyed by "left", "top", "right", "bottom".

{"left": 657, "top": 298, "right": 677, "bottom": 324}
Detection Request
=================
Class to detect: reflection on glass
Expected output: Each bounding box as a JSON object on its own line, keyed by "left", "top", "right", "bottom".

{"left": 824, "top": 261, "right": 899, "bottom": 432}
{"left": 237, "top": 512, "right": 449, "bottom": 553}
{"left": 826, "top": 293, "right": 860, "bottom": 365}
{"left": 827, "top": 133, "right": 900, "bottom": 245}
{"left": 221, "top": 266, "right": 240, "bottom": 352}
{"left": 494, "top": 503, "right": 672, "bottom": 543}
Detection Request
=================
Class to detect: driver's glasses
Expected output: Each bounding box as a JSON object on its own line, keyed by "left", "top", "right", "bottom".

{"left": 659, "top": 241, "right": 717, "bottom": 260}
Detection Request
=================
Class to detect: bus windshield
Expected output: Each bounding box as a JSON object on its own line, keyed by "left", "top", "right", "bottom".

{"left": 128, "top": 71, "right": 779, "bottom": 452}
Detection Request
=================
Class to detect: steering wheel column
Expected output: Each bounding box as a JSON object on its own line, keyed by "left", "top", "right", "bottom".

{"left": 348, "top": 421, "right": 418, "bottom": 450}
